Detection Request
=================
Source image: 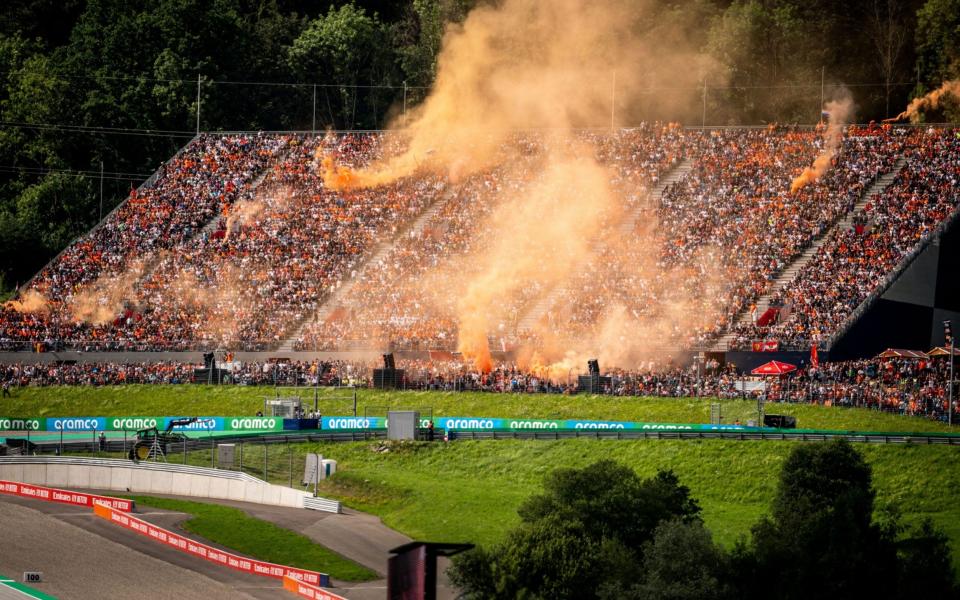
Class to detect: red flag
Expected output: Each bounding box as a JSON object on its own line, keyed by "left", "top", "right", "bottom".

{"left": 810, "top": 344, "right": 819, "bottom": 368}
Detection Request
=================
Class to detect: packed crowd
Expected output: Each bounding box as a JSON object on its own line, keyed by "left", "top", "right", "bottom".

{"left": 734, "top": 128, "right": 960, "bottom": 349}
{"left": 1, "top": 354, "right": 955, "bottom": 423}
{"left": 541, "top": 124, "right": 912, "bottom": 350}
{"left": 0, "top": 133, "right": 288, "bottom": 350}
{"left": 1, "top": 132, "right": 446, "bottom": 351}
{"left": 0, "top": 126, "right": 957, "bottom": 356}
{"left": 293, "top": 125, "right": 692, "bottom": 351}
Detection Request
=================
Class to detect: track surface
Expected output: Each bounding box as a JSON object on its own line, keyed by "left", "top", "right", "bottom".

{"left": 0, "top": 492, "right": 458, "bottom": 600}
{"left": 0, "top": 496, "right": 285, "bottom": 599}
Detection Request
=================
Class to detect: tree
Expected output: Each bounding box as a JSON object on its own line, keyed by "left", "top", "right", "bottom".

{"left": 740, "top": 440, "right": 932, "bottom": 600}
{"left": 601, "top": 519, "right": 735, "bottom": 600}
{"left": 450, "top": 461, "right": 701, "bottom": 600}
{"left": 915, "top": 0, "right": 960, "bottom": 120}
{"left": 393, "top": 0, "right": 473, "bottom": 113}
{"left": 867, "top": 0, "right": 907, "bottom": 117}
{"left": 288, "top": 3, "right": 397, "bottom": 129}
{"left": 895, "top": 520, "right": 958, "bottom": 600}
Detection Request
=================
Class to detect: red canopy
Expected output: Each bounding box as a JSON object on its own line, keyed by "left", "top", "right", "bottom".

{"left": 751, "top": 360, "right": 797, "bottom": 376}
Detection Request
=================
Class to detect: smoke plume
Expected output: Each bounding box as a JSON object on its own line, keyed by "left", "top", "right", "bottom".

{"left": 322, "top": 0, "right": 714, "bottom": 190}
{"left": 321, "top": 0, "right": 723, "bottom": 371}
{"left": 456, "top": 150, "right": 617, "bottom": 371}
{"left": 68, "top": 258, "right": 152, "bottom": 325}
{"left": 791, "top": 97, "right": 853, "bottom": 193}
{"left": 884, "top": 80, "right": 960, "bottom": 123}
{"left": 4, "top": 290, "right": 50, "bottom": 314}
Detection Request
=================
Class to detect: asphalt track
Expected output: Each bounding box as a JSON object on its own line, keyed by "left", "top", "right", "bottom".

{"left": 0, "top": 491, "right": 458, "bottom": 600}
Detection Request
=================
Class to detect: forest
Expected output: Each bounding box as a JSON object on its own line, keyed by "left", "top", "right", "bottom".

{"left": 0, "top": 0, "right": 957, "bottom": 293}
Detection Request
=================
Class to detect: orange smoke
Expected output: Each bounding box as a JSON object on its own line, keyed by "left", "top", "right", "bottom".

{"left": 457, "top": 313, "right": 493, "bottom": 373}
{"left": 883, "top": 80, "right": 960, "bottom": 123}
{"left": 320, "top": 154, "right": 361, "bottom": 191}
{"left": 790, "top": 97, "right": 852, "bottom": 193}
{"left": 4, "top": 290, "right": 50, "bottom": 314}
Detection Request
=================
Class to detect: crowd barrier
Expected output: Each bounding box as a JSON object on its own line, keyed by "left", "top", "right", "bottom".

{"left": 0, "top": 479, "right": 133, "bottom": 511}
{"left": 0, "top": 457, "right": 336, "bottom": 511}
{"left": 282, "top": 575, "right": 347, "bottom": 599}
{"left": 93, "top": 503, "right": 328, "bottom": 587}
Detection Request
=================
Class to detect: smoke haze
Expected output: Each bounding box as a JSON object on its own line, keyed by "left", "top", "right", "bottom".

{"left": 885, "top": 80, "right": 960, "bottom": 123}
{"left": 791, "top": 96, "right": 854, "bottom": 193}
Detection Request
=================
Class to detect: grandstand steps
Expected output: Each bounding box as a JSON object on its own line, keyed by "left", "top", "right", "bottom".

{"left": 276, "top": 186, "right": 453, "bottom": 352}
{"left": 196, "top": 143, "right": 293, "bottom": 240}
{"left": 618, "top": 159, "right": 693, "bottom": 236}
{"left": 517, "top": 159, "right": 694, "bottom": 332}
{"left": 711, "top": 157, "right": 906, "bottom": 351}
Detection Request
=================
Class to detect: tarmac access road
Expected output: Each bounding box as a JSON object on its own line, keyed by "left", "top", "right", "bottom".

{"left": 0, "top": 491, "right": 460, "bottom": 600}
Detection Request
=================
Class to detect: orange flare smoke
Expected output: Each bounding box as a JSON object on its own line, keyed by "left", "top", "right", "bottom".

{"left": 883, "top": 80, "right": 960, "bottom": 123}
{"left": 320, "top": 155, "right": 360, "bottom": 191}
{"left": 4, "top": 290, "right": 50, "bottom": 314}
{"left": 790, "top": 97, "right": 852, "bottom": 193}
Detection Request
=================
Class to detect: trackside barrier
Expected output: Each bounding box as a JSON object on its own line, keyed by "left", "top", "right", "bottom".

{"left": 303, "top": 497, "right": 341, "bottom": 513}
{"left": 283, "top": 575, "right": 347, "bottom": 599}
{"left": 0, "top": 479, "right": 133, "bottom": 511}
{"left": 0, "top": 456, "right": 342, "bottom": 513}
{"left": 93, "top": 503, "right": 329, "bottom": 588}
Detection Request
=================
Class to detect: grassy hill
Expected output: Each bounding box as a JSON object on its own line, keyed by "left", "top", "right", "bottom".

{"left": 8, "top": 385, "right": 960, "bottom": 570}
{"left": 307, "top": 438, "right": 960, "bottom": 571}
{"left": 1, "top": 385, "right": 954, "bottom": 433}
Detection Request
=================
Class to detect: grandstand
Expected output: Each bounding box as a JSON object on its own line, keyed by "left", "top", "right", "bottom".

{"left": 1, "top": 124, "right": 959, "bottom": 365}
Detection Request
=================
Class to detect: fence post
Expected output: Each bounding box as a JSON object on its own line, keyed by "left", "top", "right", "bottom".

{"left": 239, "top": 442, "right": 243, "bottom": 473}
{"left": 288, "top": 440, "right": 293, "bottom": 488}
{"left": 263, "top": 442, "right": 268, "bottom": 481}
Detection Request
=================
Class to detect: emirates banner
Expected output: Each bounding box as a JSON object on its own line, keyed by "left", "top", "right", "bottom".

{"left": 0, "top": 480, "right": 133, "bottom": 511}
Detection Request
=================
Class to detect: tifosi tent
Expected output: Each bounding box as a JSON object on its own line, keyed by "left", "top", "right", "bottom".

{"left": 876, "top": 348, "right": 927, "bottom": 359}
{"left": 750, "top": 360, "right": 797, "bottom": 376}
{"left": 928, "top": 347, "right": 960, "bottom": 357}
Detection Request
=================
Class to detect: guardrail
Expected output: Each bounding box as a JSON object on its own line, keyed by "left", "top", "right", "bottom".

{"left": 0, "top": 456, "right": 347, "bottom": 512}
{"left": 447, "top": 429, "right": 960, "bottom": 444}
{"left": 303, "top": 497, "right": 341, "bottom": 513}
{"left": 0, "top": 456, "right": 263, "bottom": 482}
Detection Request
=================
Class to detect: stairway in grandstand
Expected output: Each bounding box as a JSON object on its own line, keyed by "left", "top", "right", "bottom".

{"left": 711, "top": 157, "right": 907, "bottom": 351}
{"left": 515, "top": 158, "right": 694, "bottom": 332}
{"left": 276, "top": 187, "right": 453, "bottom": 352}
{"left": 194, "top": 143, "right": 295, "bottom": 240}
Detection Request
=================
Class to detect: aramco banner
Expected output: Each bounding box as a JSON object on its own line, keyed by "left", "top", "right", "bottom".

{"left": 5, "top": 414, "right": 755, "bottom": 433}
{"left": 320, "top": 415, "right": 754, "bottom": 432}
{"left": 0, "top": 416, "right": 285, "bottom": 432}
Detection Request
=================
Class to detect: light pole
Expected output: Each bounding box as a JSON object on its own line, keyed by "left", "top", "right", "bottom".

{"left": 945, "top": 320, "right": 954, "bottom": 426}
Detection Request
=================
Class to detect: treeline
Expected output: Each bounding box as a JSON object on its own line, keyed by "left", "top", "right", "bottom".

{"left": 450, "top": 441, "right": 959, "bottom": 599}
{"left": 0, "top": 0, "right": 958, "bottom": 292}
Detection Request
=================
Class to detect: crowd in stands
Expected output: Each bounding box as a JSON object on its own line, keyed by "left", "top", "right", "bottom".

{"left": 0, "top": 125, "right": 957, "bottom": 356}
{"left": 1, "top": 353, "right": 955, "bottom": 422}
{"left": 0, "top": 133, "right": 288, "bottom": 350}
{"left": 734, "top": 127, "right": 960, "bottom": 349}
{"left": 293, "top": 125, "right": 691, "bottom": 351}
{"left": 543, "top": 124, "right": 911, "bottom": 349}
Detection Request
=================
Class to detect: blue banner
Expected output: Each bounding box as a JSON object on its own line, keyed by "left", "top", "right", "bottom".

{"left": 46, "top": 417, "right": 107, "bottom": 431}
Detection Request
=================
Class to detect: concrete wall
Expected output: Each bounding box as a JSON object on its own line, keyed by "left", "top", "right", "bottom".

{"left": 0, "top": 458, "right": 312, "bottom": 509}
